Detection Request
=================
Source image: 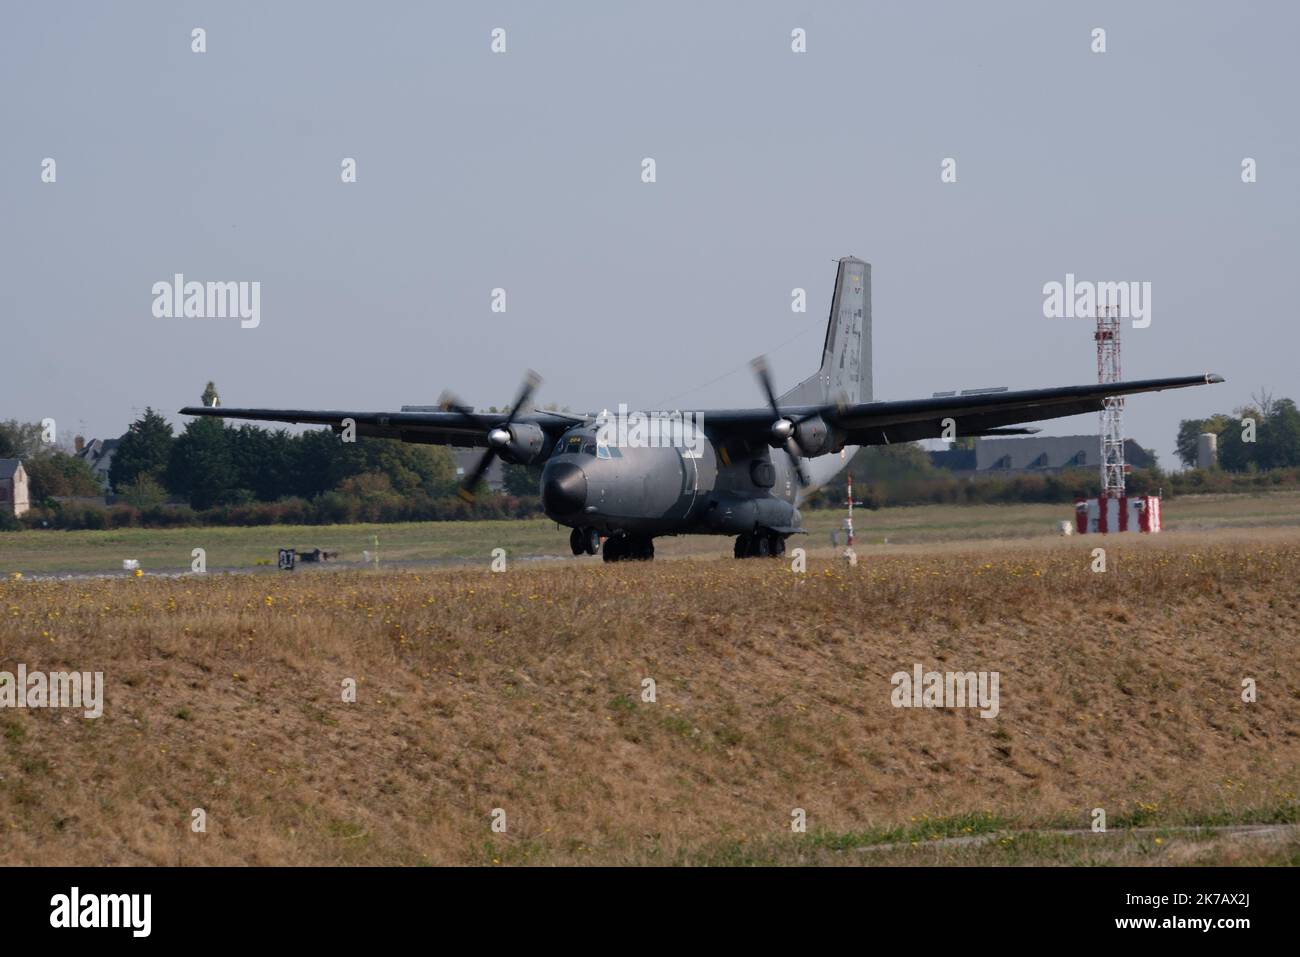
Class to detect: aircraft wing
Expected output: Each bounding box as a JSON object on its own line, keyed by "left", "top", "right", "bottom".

{"left": 695, "top": 373, "right": 1224, "bottom": 448}
{"left": 178, "top": 406, "right": 577, "bottom": 448}
{"left": 181, "top": 373, "right": 1222, "bottom": 454}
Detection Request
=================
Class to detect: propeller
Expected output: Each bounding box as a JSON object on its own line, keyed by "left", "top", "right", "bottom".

{"left": 750, "top": 356, "right": 810, "bottom": 487}
{"left": 443, "top": 370, "right": 542, "bottom": 502}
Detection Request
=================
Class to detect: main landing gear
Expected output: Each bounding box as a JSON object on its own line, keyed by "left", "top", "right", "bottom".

{"left": 734, "top": 529, "right": 786, "bottom": 559}
{"left": 570, "top": 527, "right": 655, "bottom": 562}
{"left": 602, "top": 534, "right": 654, "bottom": 563}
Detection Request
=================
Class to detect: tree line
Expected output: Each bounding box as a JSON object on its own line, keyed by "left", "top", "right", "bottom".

{"left": 0, "top": 420, "right": 103, "bottom": 501}
{"left": 1175, "top": 393, "right": 1300, "bottom": 470}
{"left": 4, "top": 388, "right": 1296, "bottom": 530}
{"left": 2, "top": 389, "right": 540, "bottom": 529}
{"left": 108, "top": 407, "right": 465, "bottom": 510}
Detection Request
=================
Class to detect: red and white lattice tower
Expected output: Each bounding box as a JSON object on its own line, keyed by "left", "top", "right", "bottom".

{"left": 1095, "top": 303, "right": 1125, "bottom": 499}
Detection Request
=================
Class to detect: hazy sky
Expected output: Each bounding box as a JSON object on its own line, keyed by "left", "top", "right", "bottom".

{"left": 2, "top": 1, "right": 1296, "bottom": 469}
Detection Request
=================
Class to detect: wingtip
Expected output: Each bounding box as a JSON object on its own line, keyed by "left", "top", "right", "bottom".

{"left": 1206, "top": 373, "right": 1225, "bottom": 384}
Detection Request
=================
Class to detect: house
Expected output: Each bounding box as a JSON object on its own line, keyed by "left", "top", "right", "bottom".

{"left": 73, "top": 436, "right": 121, "bottom": 490}
{"left": 0, "top": 459, "right": 30, "bottom": 517}
{"left": 930, "top": 435, "right": 1155, "bottom": 475}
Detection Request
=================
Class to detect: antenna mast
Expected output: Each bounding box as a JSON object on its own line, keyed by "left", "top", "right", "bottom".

{"left": 1095, "top": 303, "right": 1125, "bottom": 499}
{"left": 845, "top": 473, "right": 855, "bottom": 548}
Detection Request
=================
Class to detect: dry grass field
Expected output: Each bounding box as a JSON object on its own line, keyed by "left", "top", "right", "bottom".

{"left": 2, "top": 527, "right": 1299, "bottom": 866}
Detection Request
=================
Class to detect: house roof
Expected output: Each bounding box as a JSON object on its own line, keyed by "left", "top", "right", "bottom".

{"left": 0, "top": 458, "right": 22, "bottom": 480}
{"left": 75, "top": 438, "right": 121, "bottom": 473}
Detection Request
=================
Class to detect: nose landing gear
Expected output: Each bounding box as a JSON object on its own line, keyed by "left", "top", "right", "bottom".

{"left": 570, "top": 527, "right": 602, "bottom": 556}
{"left": 734, "top": 529, "right": 786, "bottom": 559}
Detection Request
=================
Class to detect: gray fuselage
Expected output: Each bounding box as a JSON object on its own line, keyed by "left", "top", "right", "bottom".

{"left": 539, "top": 418, "right": 852, "bottom": 538}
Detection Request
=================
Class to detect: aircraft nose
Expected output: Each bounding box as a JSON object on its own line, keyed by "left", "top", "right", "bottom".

{"left": 542, "top": 462, "right": 587, "bottom": 515}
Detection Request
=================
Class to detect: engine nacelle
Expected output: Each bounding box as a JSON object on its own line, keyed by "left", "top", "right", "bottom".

{"left": 792, "top": 415, "right": 839, "bottom": 457}
{"left": 493, "top": 423, "right": 549, "bottom": 464}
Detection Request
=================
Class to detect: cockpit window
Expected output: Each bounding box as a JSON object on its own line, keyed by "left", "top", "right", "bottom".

{"left": 558, "top": 432, "right": 606, "bottom": 457}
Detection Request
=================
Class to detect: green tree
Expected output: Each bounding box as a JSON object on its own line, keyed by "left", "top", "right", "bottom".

{"left": 1216, "top": 398, "right": 1300, "bottom": 473}
{"left": 1, "top": 420, "right": 100, "bottom": 499}
{"left": 356, "top": 439, "right": 457, "bottom": 497}
{"left": 227, "top": 425, "right": 297, "bottom": 501}
{"left": 109, "top": 407, "right": 175, "bottom": 490}
{"left": 24, "top": 453, "right": 102, "bottom": 500}
{"left": 846, "top": 442, "right": 934, "bottom": 482}
{"left": 1175, "top": 414, "right": 1231, "bottom": 468}
{"left": 289, "top": 428, "right": 368, "bottom": 498}
{"left": 1180, "top": 394, "right": 1297, "bottom": 473}
{"left": 118, "top": 474, "right": 168, "bottom": 508}
{"left": 1218, "top": 407, "right": 1260, "bottom": 472}
{"left": 1258, "top": 397, "right": 1300, "bottom": 469}
{"left": 0, "top": 419, "right": 45, "bottom": 460}
{"left": 281, "top": 429, "right": 452, "bottom": 499}
{"left": 167, "top": 417, "right": 236, "bottom": 509}
{"left": 501, "top": 463, "right": 542, "bottom": 496}
{"left": 1175, "top": 419, "right": 1202, "bottom": 468}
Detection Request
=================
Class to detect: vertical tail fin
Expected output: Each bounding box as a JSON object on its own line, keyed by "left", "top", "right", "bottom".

{"left": 779, "top": 256, "right": 871, "bottom": 407}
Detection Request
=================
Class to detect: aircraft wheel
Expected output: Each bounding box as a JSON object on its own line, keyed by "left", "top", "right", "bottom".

{"left": 602, "top": 536, "right": 624, "bottom": 563}
{"left": 569, "top": 528, "right": 585, "bottom": 556}
{"left": 755, "top": 535, "right": 771, "bottom": 558}
{"left": 630, "top": 537, "right": 654, "bottom": 561}
{"left": 585, "top": 527, "right": 601, "bottom": 555}
{"left": 734, "top": 534, "right": 751, "bottom": 559}
{"left": 771, "top": 534, "right": 786, "bottom": 557}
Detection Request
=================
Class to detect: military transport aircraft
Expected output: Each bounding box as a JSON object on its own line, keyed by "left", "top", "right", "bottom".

{"left": 182, "top": 257, "right": 1223, "bottom": 562}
